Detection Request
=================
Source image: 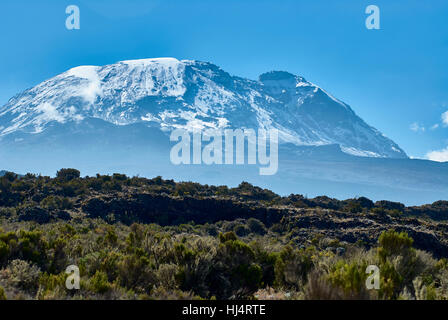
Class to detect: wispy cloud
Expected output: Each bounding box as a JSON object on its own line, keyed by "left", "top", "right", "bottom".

{"left": 430, "top": 123, "right": 439, "bottom": 130}
{"left": 419, "top": 109, "right": 448, "bottom": 132}
{"left": 426, "top": 147, "right": 448, "bottom": 162}
{"left": 442, "top": 111, "right": 448, "bottom": 126}
{"left": 410, "top": 122, "right": 425, "bottom": 132}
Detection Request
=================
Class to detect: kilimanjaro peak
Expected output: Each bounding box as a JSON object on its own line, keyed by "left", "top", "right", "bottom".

{"left": 0, "top": 57, "right": 406, "bottom": 159}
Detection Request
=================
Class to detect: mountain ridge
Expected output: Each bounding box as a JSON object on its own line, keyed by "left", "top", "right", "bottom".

{"left": 0, "top": 57, "right": 407, "bottom": 159}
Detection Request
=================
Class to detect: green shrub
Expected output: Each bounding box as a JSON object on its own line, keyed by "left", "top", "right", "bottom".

{"left": 377, "top": 230, "right": 421, "bottom": 299}
{"left": 56, "top": 168, "right": 80, "bottom": 181}
{"left": 218, "top": 231, "right": 237, "bottom": 243}
{"left": 7, "top": 259, "right": 41, "bottom": 290}
{"left": 37, "top": 272, "right": 67, "bottom": 299}
{"left": 117, "top": 254, "right": 155, "bottom": 292}
{"left": 274, "top": 246, "right": 314, "bottom": 289}
{"left": 90, "top": 270, "right": 112, "bottom": 294}
{"left": 105, "top": 227, "right": 118, "bottom": 246}
{"left": 378, "top": 230, "right": 413, "bottom": 262}
{"left": 327, "top": 260, "right": 370, "bottom": 299}
{"left": 0, "top": 240, "right": 9, "bottom": 262}
{"left": 103, "top": 181, "right": 122, "bottom": 192}
{"left": 247, "top": 218, "right": 267, "bottom": 235}
{"left": 155, "top": 264, "right": 180, "bottom": 291}
{"left": 0, "top": 286, "right": 6, "bottom": 300}
{"left": 40, "top": 195, "right": 73, "bottom": 211}
{"left": 345, "top": 201, "right": 363, "bottom": 213}
{"left": 208, "top": 233, "right": 261, "bottom": 298}
{"left": 234, "top": 224, "right": 250, "bottom": 237}
{"left": 112, "top": 173, "right": 128, "bottom": 181}
{"left": 236, "top": 263, "right": 263, "bottom": 292}
{"left": 379, "top": 261, "right": 403, "bottom": 299}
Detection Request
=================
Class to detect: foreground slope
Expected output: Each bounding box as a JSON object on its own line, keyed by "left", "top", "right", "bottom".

{"left": 1, "top": 171, "right": 448, "bottom": 300}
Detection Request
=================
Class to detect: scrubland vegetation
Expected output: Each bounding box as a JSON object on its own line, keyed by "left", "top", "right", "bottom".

{"left": 0, "top": 169, "right": 448, "bottom": 300}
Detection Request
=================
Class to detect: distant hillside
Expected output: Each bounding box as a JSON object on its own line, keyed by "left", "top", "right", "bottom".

{"left": 0, "top": 170, "right": 22, "bottom": 177}
{"left": 0, "top": 168, "right": 447, "bottom": 256}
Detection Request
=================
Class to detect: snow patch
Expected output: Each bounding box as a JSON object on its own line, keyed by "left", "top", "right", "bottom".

{"left": 67, "top": 66, "right": 103, "bottom": 104}
{"left": 121, "top": 57, "right": 180, "bottom": 67}
{"left": 341, "top": 146, "right": 382, "bottom": 158}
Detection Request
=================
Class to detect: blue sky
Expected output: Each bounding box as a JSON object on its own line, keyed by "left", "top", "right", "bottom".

{"left": 0, "top": 0, "right": 447, "bottom": 160}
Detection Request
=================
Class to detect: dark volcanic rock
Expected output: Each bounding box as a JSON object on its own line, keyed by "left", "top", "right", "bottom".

{"left": 18, "top": 207, "right": 51, "bottom": 224}
{"left": 82, "top": 193, "right": 285, "bottom": 226}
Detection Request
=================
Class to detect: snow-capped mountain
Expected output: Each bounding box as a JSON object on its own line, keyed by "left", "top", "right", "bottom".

{"left": 1, "top": 58, "right": 448, "bottom": 205}
{"left": 0, "top": 57, "right": 406, "bottom": 158}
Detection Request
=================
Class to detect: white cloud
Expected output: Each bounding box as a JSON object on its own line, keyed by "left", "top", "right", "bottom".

{"left": 35, "top": 103, "right": 65, "bottom": 122}
{"left": 410, "top": 122, "right": 425, "bottom": 132}
{"left": 430, "top": 123, "right": 439, "bottom": 130}
{"left": 67, "top": 66, "right": 103, "bottom": 104}
{"left": 32, "top": 103, "right": 83, "bottom": 133}
{"left": 442, "top": 111, "right": 448, "bottom": 126}
{"left": 426, "top": 147, "right": 448, "bottom": 162}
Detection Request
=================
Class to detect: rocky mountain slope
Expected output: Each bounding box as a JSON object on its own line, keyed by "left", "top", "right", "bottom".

{"left": 0, "top": 58, "right": 406, "bottom": 158}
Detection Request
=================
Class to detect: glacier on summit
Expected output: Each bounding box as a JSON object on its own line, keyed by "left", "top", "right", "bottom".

{"left": 0, "top": 57, "right": 406, "bottom": 159}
